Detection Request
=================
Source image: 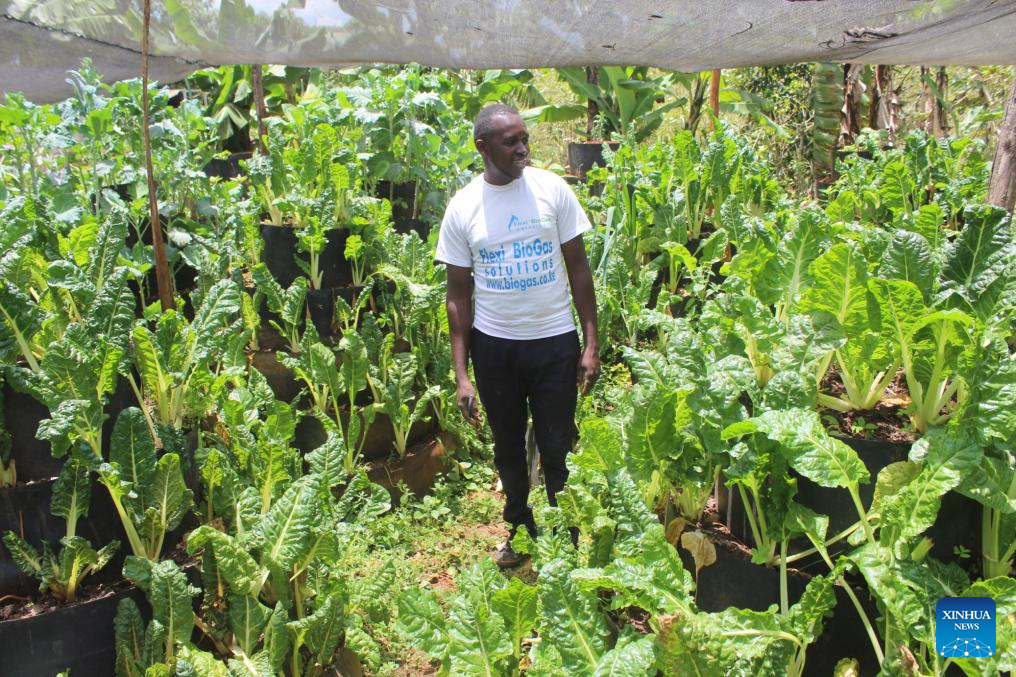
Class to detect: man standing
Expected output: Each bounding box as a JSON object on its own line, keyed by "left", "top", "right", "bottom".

{"left": 435, "top": 103, "right": 600, "bottom": 567}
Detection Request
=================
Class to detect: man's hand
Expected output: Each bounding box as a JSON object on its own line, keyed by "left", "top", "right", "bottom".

{"left": 457, "top": 380, "right": 481, "bottom": 424}
{"left": 577, "top": 347, "right": 600, "bottom": 396}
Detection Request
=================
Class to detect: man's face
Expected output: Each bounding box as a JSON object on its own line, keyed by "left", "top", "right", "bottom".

{"left": 477, "top": 113, "right": 530, "bottom": 184}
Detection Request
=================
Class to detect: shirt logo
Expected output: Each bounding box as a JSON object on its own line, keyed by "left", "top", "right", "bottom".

{"left": 507, "top": 214, "right": 551, "bottom": 232}
{"left": 936, "top": 597, "right": 996, "bottom": 658}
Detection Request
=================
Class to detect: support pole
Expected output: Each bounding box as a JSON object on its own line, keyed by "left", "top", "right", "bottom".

{"left": 251, "top": 64, "right": 268, "bottom": 155}
{"left": 710, "top": 69, "right": 721, "bottom": 118}
{"left": 141, "top": 0, "right": 174, "bottom": 312}
{"left": 988, "top": 76, "right": 1016, "bottom": 212}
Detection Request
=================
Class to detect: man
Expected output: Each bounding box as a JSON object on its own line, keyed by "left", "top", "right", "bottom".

{"left": 435, "top": 103, "right": 600, "bottom": 567}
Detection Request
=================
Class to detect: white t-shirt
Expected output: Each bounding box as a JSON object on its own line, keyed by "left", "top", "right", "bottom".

{"left": 435, "top": 167, "right": 592, "bottom": 340}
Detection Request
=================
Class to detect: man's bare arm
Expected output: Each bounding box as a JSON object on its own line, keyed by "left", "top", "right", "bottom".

{"left": 561, "top": 237, "right": 600, "bottom": 395}
{"left": 445, "top": 263, "right": 478, "bottom": 419}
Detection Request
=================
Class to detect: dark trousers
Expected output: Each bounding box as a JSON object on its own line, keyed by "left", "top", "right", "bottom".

{"left": 470, "top": 328, "right": 580, "bottom": 537}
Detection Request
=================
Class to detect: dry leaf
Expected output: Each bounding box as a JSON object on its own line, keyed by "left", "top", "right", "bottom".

{"left": 898, "top": 644, "right": 920, "bottom": 676}
{"left": 666, "top": 517, "right": 688, "bottom": 546}
{"left": 680, "top": 530, "right": 717, "bottom": 578}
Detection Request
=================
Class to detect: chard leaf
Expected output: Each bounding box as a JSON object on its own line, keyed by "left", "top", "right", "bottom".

{"left": 880, "top": 429, "right": 980, "bottom": 546}
{"left": 51, "top": 455, "right": 92, "bottom": 530}
{"left": 294, "top": 593, "right": 346, "bottom": 664}
{"left": 941, "top": 205, "right": 1012, "bottom": 310}
{"left": 964, "top": 340, "right": 1016, "bottom": 446}
{"left": 621, "top": 346, "right": 675, "bottom": 389}
{"left": 573, "top": 417, "right": 623, "bottom": 473}
{"left": 964, "top": 577, "right": 1016, "bottom": 613}
{"left": 593, "top": 633, "right": 656, "bottom": 677}
{"left": 144, "top": 453, "right": 192, "bottom": 546}
{"left": 2, "top": 531, "right": 42, "bottom": 577}
{"left": 397, "top": 587, "right": 448, "bottom": 660}
{"left": 131, "top": 326, "right": 164, "bottom": 403}
{"left": 870, "top": 277, "right": 926, "bottom": 349}
{"left": 609, "top": 470, "right": 659, "bottom": 558}
{"left": 334, "top": 471, "right": 391, "bottom": 523}
{"left": 337, "top": 331, "right": 369, "bottom": 399}
{"left": 880, "top": 230, "right": 936, "bottom": 301}
{"left": 175, "top": 647, "right": 230, "bottom": 677}
{"left": 754, "top": 207, "right": 826, "bottom": 309}
{"left": 255, "top": 477, "right": 317, "bottom": 571}
{"left": 186, "top": 526, "right": 260, "bottom": 595}
{"left": 491, "top": 577, "right": 537, "bottom": 658}
{"left": 745, "top": 408, "right": 868, "bottom": 489}
{"left": 871, "top": 461, "right": 922, "bottom": 514}
{"left": 537, "top": 558, "right": 610, "bottom": 673}
{"left": 110, "top": 408, "right": 156, "bottom": 511}
{"left": 784, "top": 572, "right": 836, "bottom": 646}
{"left": 0, "top": 281, "right": 44, "bottom": 363}
{"left": 657, "top": 607, "right": 797, "bottom": 674}
{"left": 447, "top": 591, "right": 512, "bottom": 677}
{"left": 86, "top": 268, "right": 135, "bottom": 351}
{"left": 190, "top": 279, "right": 242, "bottom": 355}
{"left": 458, "top": 560, "right": 507, "bottom": 616}
{"left": 114, "top": 597, "right": 145, "bottom": 677}
{"left": 86, "top": 212, "right": 127, "bottom": 298}
{"left": 800, "top": 241, "right": 869, "bottom": 334}
{"left": 345, "top": 620, "right": 382, "bottom": 671}
{"left": 124, "top": 557, "right": 198, "bottom": 649}
{"left": 36, "top": 398, "right": 103, "bottom": 458}
{"left": 262, "top": 603, "right": 290, "bottom": 672}
{"left": 305, "top": 431, "right": 345, "bottom": 490}
{"left": 626, "top": 387, "right": 686, "bottom": 484}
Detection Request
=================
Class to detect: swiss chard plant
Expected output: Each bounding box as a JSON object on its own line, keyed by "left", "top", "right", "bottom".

{"left": 130, "top": 277, "right": 242, "bottom": 432}
{"left": 97, "top": 407, "right": 192, "bottom": 561}
{"left": 118, "top": 461, "right": 389, "bottom": 675}
{"left": 3, "top": 454, "right": 119, "bottom": 601}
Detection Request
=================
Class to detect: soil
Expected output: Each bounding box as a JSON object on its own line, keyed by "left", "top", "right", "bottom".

{"left": 0, "top": 576, "right": 134, "bottom": 622}
{"left": 819, "top": 367, "right": 917, "bottom": 443}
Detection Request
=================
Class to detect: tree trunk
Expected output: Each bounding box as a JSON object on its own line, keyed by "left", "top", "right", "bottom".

{"left": 923, "top": 66, "right": 950, "bottom": 139}
{"left": 843, "top": 64, "right": 865, "bottom": 140}
{"left": 868, "top": 65, "right": 898, "bottom": 143}
{"left": 685, "top": 74, "right": 707, "bottom": 135}
{"left": 586, "top": 67, "right": 598, "bottom": 140}
{"left": 251, "top": 64, "right": 268, "bottom": 155}
{"left": 988, "top": 78, "right": 1016, "bottom": 211}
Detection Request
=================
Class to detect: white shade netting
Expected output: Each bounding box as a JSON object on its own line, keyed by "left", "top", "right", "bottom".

{"left": 3, "top": 0, "right": 1016, "bottom": 103}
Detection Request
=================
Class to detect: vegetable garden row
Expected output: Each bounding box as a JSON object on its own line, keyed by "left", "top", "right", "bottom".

{"left": 1, "top": 64, "right": 1014, "bottom": 676}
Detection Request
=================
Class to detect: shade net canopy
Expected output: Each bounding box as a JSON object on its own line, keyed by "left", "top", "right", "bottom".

{"left": 3, "top": 0, "right": 1016, "bottom": 102}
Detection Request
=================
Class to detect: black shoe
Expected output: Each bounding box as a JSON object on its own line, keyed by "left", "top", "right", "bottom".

{"left": 493, "top": 541, "right": 527, "bottom": 568}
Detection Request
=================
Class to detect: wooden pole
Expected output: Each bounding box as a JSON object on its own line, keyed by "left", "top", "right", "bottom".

{"left": 710, "top": 69, "right": 721, "bottom": 118}
{"left": 251, "top": 64, "right": 268, "bottom": 155}
{"left": 141, "top": 0, "right": 174, "bottom": 312}
{"left": 988, "top": 77, "right": 1016, "bottom": 211}
{"left": 586, "top": 66, "right": 598, "bottom": 140}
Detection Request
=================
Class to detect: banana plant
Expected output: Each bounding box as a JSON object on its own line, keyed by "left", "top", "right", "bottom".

{"left": 2, "top": 454, "right": 119, "bottom": 601}
{"left": 811, "top": 63, "right": 843, "bottom": 181}
{"left": 526, "top": 66, "right": 686, "bottom": 143}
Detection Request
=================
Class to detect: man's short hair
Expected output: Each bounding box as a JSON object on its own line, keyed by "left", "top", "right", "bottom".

{"left": 474, "top": 103, "right": 520, "bottom": 142}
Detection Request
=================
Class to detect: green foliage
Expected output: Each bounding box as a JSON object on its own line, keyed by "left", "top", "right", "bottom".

{"left": 99, "top": 408, "right": 192, "bottom": 560}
